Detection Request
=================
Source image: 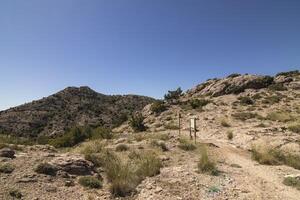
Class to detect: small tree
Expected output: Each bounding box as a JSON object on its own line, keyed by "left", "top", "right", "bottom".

{"left": 164, "top": 87, "right": 183, "bottom": 103}
{"left": 150, "top": 100, "right": 167, "bottom": 114}
{"left": 129, "top": 112, "right": 146, "bottom": 132}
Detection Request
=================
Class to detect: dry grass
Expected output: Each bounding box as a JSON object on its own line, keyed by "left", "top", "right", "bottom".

{"left": 227, "top": 131, "right": 233, "bottom": 140}
{"left": 266, "top": 111, "right": 294, "bottom": 122}
{"left": 115, "top": 144, "right": 129, "bottom": 152}
{"left": 288, "top": 122, "right": 300, "bottom": 133}
{"left": 151, "top": 140, "right": 168, "bottom": 151}
{"left": 178, "top": 137, "right": 197, "bottom": 151}
{"left": 220, "top": 118, "right": 231, "bottom": 127}
{"left": 197, "top": 146, "right": 218, "bottom": 176}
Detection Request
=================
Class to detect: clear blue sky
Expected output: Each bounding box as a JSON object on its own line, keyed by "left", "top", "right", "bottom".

{"left": 0, "top": 0, "right": 299, "bottom": 110}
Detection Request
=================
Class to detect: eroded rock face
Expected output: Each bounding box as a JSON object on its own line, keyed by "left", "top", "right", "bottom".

{"left": 0, "top": 148, "right": 15, "bottom": 158}
{"left": 187, "top": 75, "right": 274, "bottom": 97}
{"left": 49, "top": 154, "right": 94, "bottom": 175}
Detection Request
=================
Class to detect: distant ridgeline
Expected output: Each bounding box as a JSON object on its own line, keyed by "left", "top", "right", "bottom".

{"left": 0, "top": 86, "right": 155, "bottom": 138}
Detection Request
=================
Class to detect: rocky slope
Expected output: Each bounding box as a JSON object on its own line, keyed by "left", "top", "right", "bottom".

{"left": 0, "top": 86, "right": 155, "bottom": 137}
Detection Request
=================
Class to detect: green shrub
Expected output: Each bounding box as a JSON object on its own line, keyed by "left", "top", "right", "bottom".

{"left": 268, "top": 83, "right": 287, "bottom": 91}
{"left": 178, "top": 138, "right": 196, "bottom": 151}
{"left": 197, "top": 146, "right": 218, "bottom": 175}
{"left": 0, "top": 163, "right": 15, "bottom": 173}
{"left": 9, "top": 189, "right": 22, "bottom": 199}
{"left": 164, "top": 87, "right": 183, "bottom": 103}
{"left": 237, "top": 96, "right": 254, "bottom": 105}
{"left": 232, "top": 112, "right": 258, "bottom": 121}
{"left": 189, "top": 99, "right": 211, "bottom": 109}
{"left": 135, "top": 151, "right": 162, "bottom": 178}
{"left": 283, "top": 176, "right": 300, "bottom": 190}
{"left": 34, "top": 163, "right": 58, "bottom": 176}
{"left": 262, "top": 95, "right": 281, "bottom": 104}
{"left": 115, "top": 144, "right": 129, "bottom": 152}
{"left": 266, "top": 111, "right": 294, "bottom": 122}
{"left": 150, "top": 101, "right": 167, "bottom": 114}
{"left": 227, "top": 73, "right": 241, "bottom": 78}
{"left": 227, "top": 131, "right": 233, "bottom": 140}
{"left": 276, "top": 70, "right": 299, "bottom": 77}
{"left": 91, "top": 127, "right": 112, "bottom": 140}
{"left": 49, "top": 126, "right": 92, "bottom": 148}
{"left": 79, "top": 176, "right": 102, "bottom": 189}
{"left": 129, "top": 113, "right": 146, "bottom": 132}
{"left": 288, "top": 123, "right": 300, "bottom": 133}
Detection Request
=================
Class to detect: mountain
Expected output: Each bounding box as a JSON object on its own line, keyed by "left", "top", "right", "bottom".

{"left": 0, "top": 86, "right": 155, "bottom": 137}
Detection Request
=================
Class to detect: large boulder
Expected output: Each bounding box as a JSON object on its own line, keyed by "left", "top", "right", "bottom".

{"left": 0, "top": 148, "right": 15, "bottom": 158}
{"left": 187, "top": 75, "right": 274, "bottom": 97}
{"left": 49, "top": 154, "right": 94, "bottom": 175}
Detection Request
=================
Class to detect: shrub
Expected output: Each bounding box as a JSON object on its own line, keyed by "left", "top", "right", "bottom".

{"left": 197, "top": 146, "right": 218, "bottom": 175}
{"left": 220, "top": 118, "right": 231, "bottom": 127}
{"left": 252, "top": 93, "right": 262, "bottom": 100}
{"left": 268, "top": 83, "right": 287, "bottom": 91}
{"left": 9, "top": 189, "right": 22, "bottom": 199}
{"left": 151, "top": 140, "right": 168, "bottom": 151}
{"left": 164, "top": 87, "right": 183, "bottom": 103}
{"left": 189, "top": 99, "right": 211, "bottom": 109}
{"left": 0, "top": 163, "right": 15, "bottom": 173}
{"left": 79, "top": 176, "right": 102, "bottom": 189}
{"left": 227, "top": 73, "right": 241, "bottom": 78}
{"left": 227, "top": 131, "right": 233, "bottom": 140}
{"left": 178, "top": 138, "right": 196, "bottom": 151}
{"left": 115, "top": 144, "right": 129, "bottom": 152}
{"left": 276, "top": 70, "right": 299, "bottom": 77}
{"left": 288, "top": 123, "right": 300, "bottom": 133}
{"left": 49, "top": 126, "right": 92, "bottom": 148}
{"left": 283, "top": 176, "right": 300, "bottom": 190}
{"left": 91, "top": 127, "right": 112, "bottom": 140}
{"left": 129, "top": 113, "right": 146, "bottom": 132}
{"left": 150, "top": 101, "right": 167, "bottom": 114}
{"left": 34, "top": 163, "right": 58, "bottom": 176}
{"left": 266, "top": 111, "right": 294, "bottom": 122}
{"left": 164, "top": 123, "right": 179, "bottom": 130}
{"left": 232, "top": 112, "right": 258, "bottom": 121}
{"left": 262, "top": 95, "right": 281, "bottom": 104}
{"left": 135, "top": 151, "right": 162, "bottom": 178}
{"left": 237, "top": 96, "right": 254, "bottom": 105}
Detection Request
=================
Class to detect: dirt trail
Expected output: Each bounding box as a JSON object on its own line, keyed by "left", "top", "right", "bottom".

{"left": 205, "top": 139, "right": 300, "bottom": 200}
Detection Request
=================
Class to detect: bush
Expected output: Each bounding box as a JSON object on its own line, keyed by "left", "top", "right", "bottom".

{"left": 268, "top": 83, "right": 287, "bottom": 91}
{"left": 283, "top": 176, "right": 300, "bottom": 190}
{"left": 151, "top": 140, "right": 168, "bottom": 151}
{"left": 252, "top": 93, "right": 262, "bottom": 100}
{"left": 252, "top": 144, "right": 300, "bottom": 169}
{"left": 189, "top": 99, "right": 211, "bottom": 109}
{"left": 227, "top": 131, "right": 233, "bottom": 140}
{"left": 9, "top": 189, "right": 22, "bottom": 199}
{"left": 49, "top": 126, "right": 92, "bottom": 148}
{"left": 197, "top": 146, "right": 218, "bottom": 175}
{"left": 34, "top": 163, "right": 58, "bottom": 176}
{"left": 227, "top": 73, "right": 241, "bottom": 78}
{"left": 164, "top": 123, "right": 179, "bottom": 130}
{"left": 262, "top": 95, "right": 281, "bottom": 104}
{"left": 221, "top": 118, "right": 231, "bottom": 127}
{"left": 150, "top": 101, "right": 167, "bottom": 114}
{"left": 232, "top": 112, "right": 258, "bottom": 121}
{"left": 164, "top": 87, "right": 183, "bottom": 103}
{"left": 115, "top": 144, "right": 129, "bottom": 152}
{"left": 91, "top": 127, "right": 112, "bottom": 140}
{"left": 0, "top": 163, "right": 15, "bottom": 173}
{"left": 178, "top": 138, "right": 196, "bottom": 151}
{"left": 135, "top": 151, "right": 162, "bottom": 178}
{"left": 276, "top": 70, "right": 299, "bottom": 77}
{"left": 288, "top": 123, "right": 300, "bottom": 133}
{"left": 129, "top": 113, "right": 146, "bottom": 132}
{"left": 266, "top": 111, "right": 294, "bottom": 122}
{"left": 237, "top": 96, "right": 254, "bottom": 105}
{"left": 79, "top": 176, "right": 102, "bottom": 189}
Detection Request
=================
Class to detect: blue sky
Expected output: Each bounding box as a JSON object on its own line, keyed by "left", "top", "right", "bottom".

{"left": 0, "top": 0, "right": 299, "bottom": 110}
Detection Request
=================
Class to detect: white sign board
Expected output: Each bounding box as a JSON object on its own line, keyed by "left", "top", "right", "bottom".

{"left": 190, "top": 118, "right": 196, "bottom": 130}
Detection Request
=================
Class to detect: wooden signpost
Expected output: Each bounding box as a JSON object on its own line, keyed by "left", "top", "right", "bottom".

{"left": 178, "top": 112, "right": 181, "bottom": 136}
{"left": 190, "top": 118, "right": 197, "bottom": 143}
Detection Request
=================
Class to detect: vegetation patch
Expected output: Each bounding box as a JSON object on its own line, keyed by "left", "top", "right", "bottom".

{"left": 79, "top": 176, "right": 102, "bottom": 189}
{"left": 220, "top": 118, "right": 231, "bottom": 127}
{"left": 227, "top": 131, "right": 233, "bottom": 140}
{"left": 288, "top": 122, "right": 300, "bottom": 133}
{"left": 0, "top": 163, "right": 15, "bottom": 173}
{"left": 197, "top": 146, "right": 218, "bottom": 176}
{"left": 262, "top": 95, "right": 282, "bottom": 104}
{"left": 283, "top": 176, "right": 300, "bottom": 190}
{"left": 178, "top": 138, "right": 196, "bottom": 151}
{"left": 34, "top": 163, "right": 58, "bottom": 176}
{"left": 237, "top": 96, "right": 254, "bottom": 105}
{"left": 9, "top": 189, "right": 22, "bottom": 199}
{"left": 164, "top": 87, "right": 183, "bottom": 104}
{"left": 129, "top": 112, "right": 146, "bottom": 132}
{"left": 266, "top": 111, "right": 294, "bottom": 122}
{"left": 150, "top": 100, "right": 167, "bottom": 114}
{"left": 164, "top": 123, "right": 179, "bottom": 130}
{"left": 115, "top": 144, "right": 129, "bottom": 152}
{"left": 232, "top": 112, "right": 259, "bottom": 121}
{"left": 189, "top": 98, "right": 211, "bottom": 109}
{"left": 151, "top": 140, "right": 168, "bottom": 151}
{"left": 268, "top": 83, "right": 287, "bottom": 91}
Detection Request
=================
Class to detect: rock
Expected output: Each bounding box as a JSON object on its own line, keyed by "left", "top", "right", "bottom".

{"left": 0, "top": 148, "right": 15, "bottom": 158}
{"left": 284, "top": 174, "right": 300, "bottom": 180}
{"left": 159, "top": 155, "right": 170, "bottom": 162}
{"left": 65, "top": 180, "right": 75, "bottom": 187}
{"left": 49, "top": 154, "right": 94, "bottom": 175}
{"left": 154, "top": 186, "right": 163, "bottom": 193}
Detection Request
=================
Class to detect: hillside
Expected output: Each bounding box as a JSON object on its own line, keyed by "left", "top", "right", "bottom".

{"left": 0, "top": 86, "right": 155, "bottom": 137}
{"left": 1, "top": 71, "right": 300, "bottom": 200}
